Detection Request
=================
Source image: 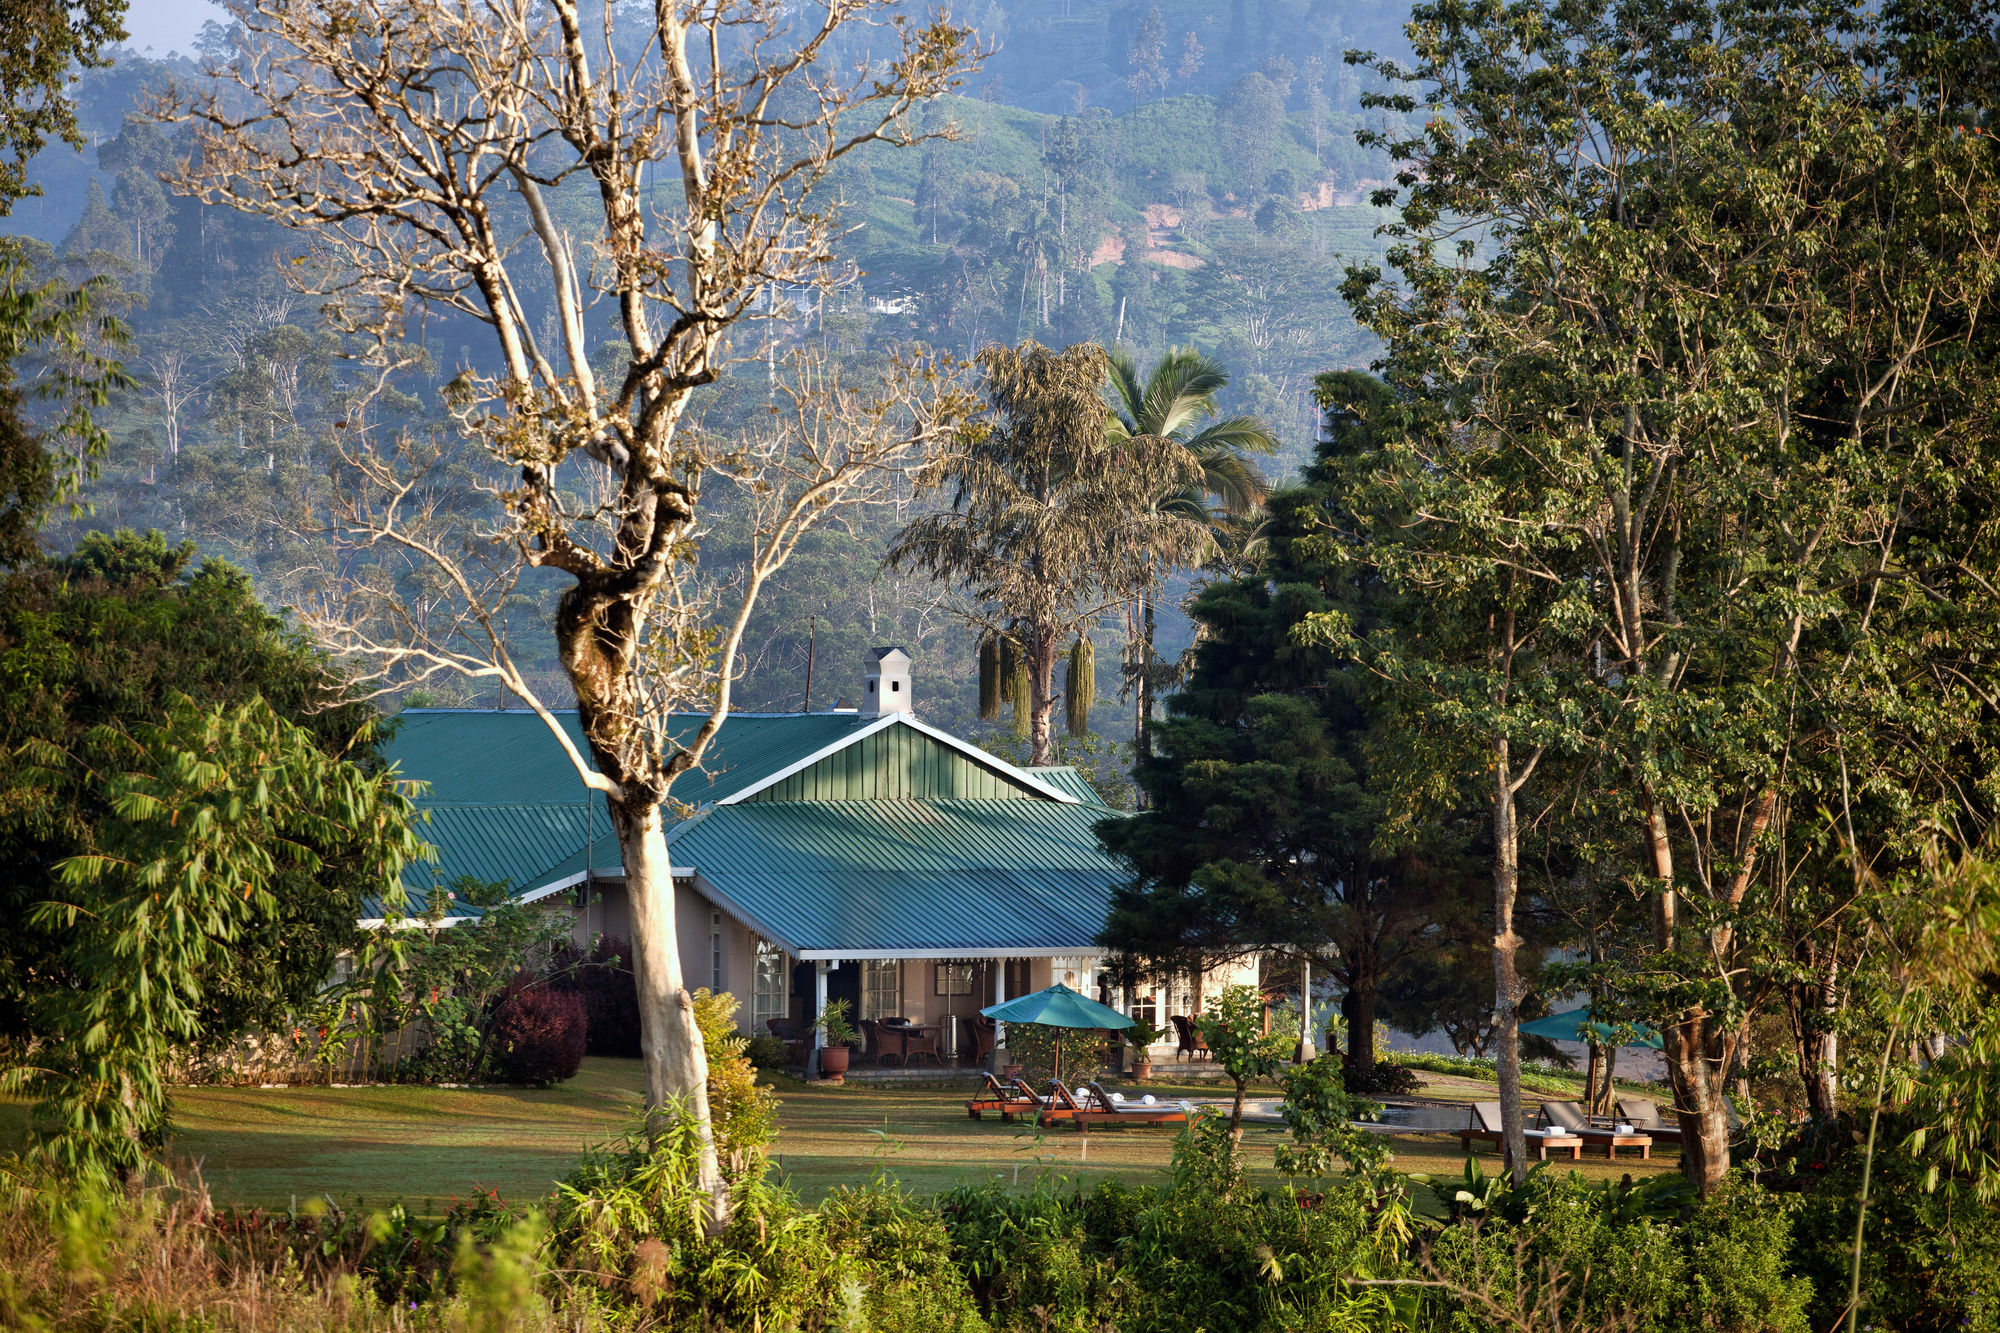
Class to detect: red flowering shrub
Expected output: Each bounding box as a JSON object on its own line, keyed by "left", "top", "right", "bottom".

{"left": 488, "top": 984, "right": 586, "bottom": 1086}
{"left": 551, "top": 935, "right": 642, "bottom": 1058}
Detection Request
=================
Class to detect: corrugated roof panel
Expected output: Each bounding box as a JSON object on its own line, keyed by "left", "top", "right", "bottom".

{"left": 666, "top": 800, "right": 1133, "bottom": 953}
{"left": 1024, "top": 766, "right": 1108, "bottom": 806}
{"left": 384, "top": 709, "right": 875, "bottom": 808}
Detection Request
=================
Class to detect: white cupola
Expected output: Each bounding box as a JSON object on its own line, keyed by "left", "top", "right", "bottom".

{"left": 861, "top": 646, "right": 913, "bottom": 716}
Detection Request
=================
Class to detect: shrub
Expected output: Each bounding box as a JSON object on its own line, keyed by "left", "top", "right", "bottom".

{"left": 692, "top": 987, "right": 779, "bottom": 1167}
{"left": 744, "top": 1033, "right": 792, "bottom": 1069}
{"left": 938, "top": 1182, "right": 1115, "bottom": 1330}
{"left": 1427, "top": 1171, "right": 1813, "bottom": 1333}
{"left": 488, "top": 985, "right": 586, "bottom": 1086}
{"left": 819, "top": 1183, "right": 988, "bottom": 1333}
{"left": 1003, "top": 1022, "right": 1107, "bottom": 1085}
{"left": 550, "top": 1108, "right": 850, "bottom": 1329}
{"left": 1341, "top": 1060, "right": 1420, "bottom": 1096}
{"left": 551, "top": 935, "right": 641, "bottom": 1058}
{"left": 939, "top": 1176, "right": 1394, "bottom": 1332}
{"left": 1386, "top": 1048, "right": 1611, "bottom": 1096}
{"left": 1781, "top": 1112, "right": 2000, "bottom": 1333}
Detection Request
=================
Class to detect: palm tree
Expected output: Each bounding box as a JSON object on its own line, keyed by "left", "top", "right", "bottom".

{"left": 1104, "top": 346, "right": 1279, "bottom": 755}
{"left": 886, "top": 341, "right": 1211, "bottom": 765}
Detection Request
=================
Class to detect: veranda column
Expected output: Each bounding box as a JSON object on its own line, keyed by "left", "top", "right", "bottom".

{"left": 807, "top": 959, "right": 830, "bottom": 1079}
{"left": 1297, "top": 957, "right": 1316, "bottom": 1062}
{"left": 992, "top": 957, "right": 1008, "bottom": 1054}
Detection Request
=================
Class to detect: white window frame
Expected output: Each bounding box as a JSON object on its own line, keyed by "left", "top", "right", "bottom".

{"left": 860, "top": 959, "right": 902, "bottom": 1022}
{"left": 710, "top": 910, "right": 724, "bottom": 992}
{"left": 752, "top": 938, "right": 788, "bottom": 1033}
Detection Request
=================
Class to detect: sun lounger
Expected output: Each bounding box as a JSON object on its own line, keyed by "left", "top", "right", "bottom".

{"left": 1457, "top": 1101, "right": 1584, "bottom": 1160}
{"left": 1068, "top": 1081, "right": 1189, "bottom": 1133}
{"left": 1035, "top": 1078, "right": 1087, "bottom": 1127}
{"left": 1456, "top": 1101, "right": 1506, "bottom": 1154}
{"left": 1540, "top": 1100, "right": 1654, "bottom": 1159}
{"left": 1616, "top": 1096, "right": 1740, "bottom": 1144}
{"left": 965, "top": 1072, "right": 1040, "bottom": 1121}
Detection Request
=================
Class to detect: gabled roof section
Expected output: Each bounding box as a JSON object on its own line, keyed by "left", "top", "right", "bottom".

{"left": 668, "top": 798, "right": 1131, "bottom": 957}
{"left": 386, "top": 708, "right": 878, "bottom": 808}
{"left": 717, "top": 714, "right": 1078, "bottom": 806}
{"left": 1024, "top": 765, "right": 1109, "bottom": 806}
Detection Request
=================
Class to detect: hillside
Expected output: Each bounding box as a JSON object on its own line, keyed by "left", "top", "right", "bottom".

{"left": 6, "top": 4, "right": 1411, "bottom": 752}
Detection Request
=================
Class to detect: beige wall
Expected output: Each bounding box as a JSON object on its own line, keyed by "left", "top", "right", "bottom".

{"left": 562, "top": 877, "right": 765, "bottom": 1035}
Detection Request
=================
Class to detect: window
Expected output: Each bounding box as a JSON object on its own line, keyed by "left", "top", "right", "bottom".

{"left": 710, "top": 911, "right": 724, "bottom": 992}
{"left": 1128, "top": 979, "right": 1162, "bottom": 1032}
{"left": 752, "top": 939, "right": 788, "bottom": 1033}
{"left": 861, "top": 960, "right": 902, "bottom": 1021}
{"left": 934, "top": 961, "right": 973, "bottom": 997}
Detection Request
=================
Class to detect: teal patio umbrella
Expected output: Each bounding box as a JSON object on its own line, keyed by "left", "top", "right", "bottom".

{"left": 1520, "top": 1008, "right": 1663, "bottom": 1050}
{"left": 983, "top": 983, "right": 1133, "bottom": 1080}
{"left": 1521, "top": 1008, "right": 1661, "bottom": 1115}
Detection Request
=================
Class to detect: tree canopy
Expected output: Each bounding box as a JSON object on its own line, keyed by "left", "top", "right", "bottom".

{"left": 0, "top": 532, "right": 415, "bottom": 1118}
{"left": 1098, "top": 370, "right": 1483, "bottom": 1077}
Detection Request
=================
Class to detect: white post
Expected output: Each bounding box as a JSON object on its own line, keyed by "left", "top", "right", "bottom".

{"left": 1298, "top": 956, "right": 1316, "bottom": 1062}
{"left": 993, "top": 957, "right": 1008, "bottom": 1048}
{"left": 807, "top": 958, "right": 830, "bottom": 1079}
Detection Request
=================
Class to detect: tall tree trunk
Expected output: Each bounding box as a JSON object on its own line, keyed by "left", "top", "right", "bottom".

{"left": 1790, "top": 948, "right": 1841, "bottom": 1119}
{"left": 1340, "top": 962, "right": 1380, "bottom": 1072}
{"left": 1028, "top": 627, "right": 1059, "bottom": 765}
{"left": 613, "top": 799, "right": 727, "bottom": 1227}
{"left": 1643, "top": 793, "right": 1733, "bottom": 1193}
{"left": 1137, "top": 592, "right": 1156, "bottom": 759}
{"left": 1493, "top": 737, "right": 1527, "bottom": 1184}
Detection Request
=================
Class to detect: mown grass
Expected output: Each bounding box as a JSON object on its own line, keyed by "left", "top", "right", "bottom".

{"left": 0, "top": 1057, "right": 1681, "bottom": 1214}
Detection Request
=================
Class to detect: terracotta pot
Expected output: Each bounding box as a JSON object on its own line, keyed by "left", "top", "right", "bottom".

{"left": 1001, "top": 1063, "right": 1024, "bottom": 1079}
{"left": 819, "top": 1045, "right": 850, "bottom": 1080}
{"left": 1132, "top": 1059, "right": 1153, "bottom": 1081}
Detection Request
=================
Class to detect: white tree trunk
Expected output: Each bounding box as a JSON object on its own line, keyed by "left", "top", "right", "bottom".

{"left": 1493, "top": 737, "right": 1528, "bottom": 1184}
{"left": 616, "top": 801, "right": 727, "bottom": 1227}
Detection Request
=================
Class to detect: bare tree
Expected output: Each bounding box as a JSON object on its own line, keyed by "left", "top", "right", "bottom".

{"left": 138, "top": 345, "right": 202, "bottom": 461}
{"left": 157, "top": 0, "right": 979, "bottom": 1226}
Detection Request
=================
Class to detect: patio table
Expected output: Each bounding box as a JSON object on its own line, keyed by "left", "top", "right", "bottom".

{"left": 1595, "top": 1132, "right": 1654, "bottom": 1159}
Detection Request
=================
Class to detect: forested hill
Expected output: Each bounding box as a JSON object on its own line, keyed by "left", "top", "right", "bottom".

{"left": 9, "top": 2, "right": 1411, "bottom": 757}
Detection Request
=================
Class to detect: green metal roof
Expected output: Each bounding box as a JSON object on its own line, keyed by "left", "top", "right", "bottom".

{"left": 665, "top": 799, "right": 1131, "bottom": 956}
{"left": 1024, "top": 766, "right": 1108, "bottom": 806}
{"left": 386, "top": 709, "right": 877, "bottom": 807}
{"left": 375, "top": 710, "right": 1092, "bottom": 928}
{"left": 375, "top": 709, "right": 867, "bottom": 917}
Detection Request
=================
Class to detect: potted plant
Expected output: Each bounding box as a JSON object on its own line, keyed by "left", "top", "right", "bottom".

{"left": 1125, "top": 1018, "right": 1166, "bottom": 1080}
{"left": 815, "top": 999, "right": 857, "bottom": 1081}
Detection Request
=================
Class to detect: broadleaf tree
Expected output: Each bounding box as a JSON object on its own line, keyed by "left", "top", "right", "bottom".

{"left": 9, "top": 691, "right": 425, "bottom": 1176}
{"left": 1322, "top": 0, "right": 2000, "bottom": 1191}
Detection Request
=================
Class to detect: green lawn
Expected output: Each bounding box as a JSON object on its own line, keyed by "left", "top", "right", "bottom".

{"left": 0, "top": 1058, "right": 1680, "bottom": 1214}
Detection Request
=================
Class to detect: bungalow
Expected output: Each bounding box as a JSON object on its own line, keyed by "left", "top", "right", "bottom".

{"left": 376, "top": 649, "right": 1244, "bottom": 1058}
